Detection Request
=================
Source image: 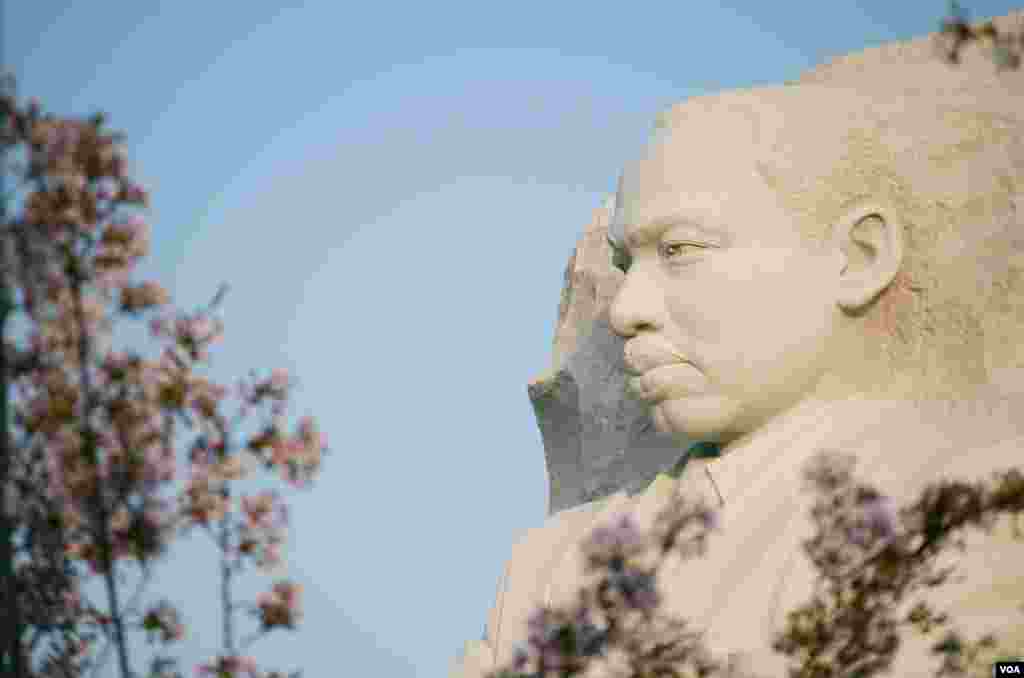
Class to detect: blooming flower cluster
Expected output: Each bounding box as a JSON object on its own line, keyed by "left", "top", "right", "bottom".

{"left": 240, "top": 369, "right": 326, "bottom": 489}
{"left": 196, "top": 655, "right": 258, "bottom": 678}
{"left": 0, "top": 75, "right": 327, "bottom": 678}
{"left": 142, "top": 600, "right": 186, "bottom": 644}
{"left": 239, "top": 491, "right": 288, "bottom": 570}
{"left": 487, "top": 451, "right": 1024, "bottom": 678}
{"left": 489, "top": 488, "right": 727, "bottom": 678}
{"left": 255, "top": 581, "right": 302, "bottom": 631}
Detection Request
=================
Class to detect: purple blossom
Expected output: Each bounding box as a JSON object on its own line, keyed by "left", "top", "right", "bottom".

{"left": 862, "top": 496, "right": 896, "bottom": 538}
{"left": 698, "top": 506, "right": 719, "bottom": 531}
{"left": 45, "top": 122, "right": 81, "bottom": 158}
{"left": 587, "top": 514, "right": 642, "bottom": 551}
{"left": 612, "top": 569, "right": 660, "bottom": 612}
{"left": 511, "top": 647, "right": 529, "bottom": 671}
{"left": 95, "top": 177, "right": 119, "bottom": 201}
{"left": 582, "top": 513, "right": 646, "bottom": 572}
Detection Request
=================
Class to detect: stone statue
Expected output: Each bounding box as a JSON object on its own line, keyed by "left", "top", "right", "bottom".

{"left": 452, "top": 11, "right": 1024, "bottom": 677}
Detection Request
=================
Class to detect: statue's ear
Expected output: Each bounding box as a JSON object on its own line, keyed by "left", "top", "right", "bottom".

{"left": 831, "top": 204, "right": 904, "bottom": 312}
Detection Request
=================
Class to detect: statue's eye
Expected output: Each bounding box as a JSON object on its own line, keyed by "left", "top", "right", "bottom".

{"left": 659, "top": 242, "right": 705, "bottom": 261}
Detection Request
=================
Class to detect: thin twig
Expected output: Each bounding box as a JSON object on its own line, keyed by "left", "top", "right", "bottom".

{"left": 87, "top": 567, "right": 152, "bottom": 678}
{"left": 69, "top": 249, "right": 133, "bottom": 678}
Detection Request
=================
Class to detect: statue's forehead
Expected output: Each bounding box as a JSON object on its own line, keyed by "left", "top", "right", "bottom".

{"left": 609, "top": 152, "right": 773, "bottom": 248}
{"left": 607, "top": 96, "right": 812, "bottom": 248}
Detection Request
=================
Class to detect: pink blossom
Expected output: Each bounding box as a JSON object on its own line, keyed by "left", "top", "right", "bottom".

{"left": 101, "top": 215, "right": 150, "bottom": 259}
{"left": 268, "top": 417, "right": 325, "bottom": 487}
{"left": 144, "top": 505, "right": 170, "bottom": 532}
{"left": 173, "top": 314, "right": 223, "bottom": 361}
{"left": 121, "top": 281, "right": 169, "bottom": 312}
{"left": 256, "top": 581, "right": 302, "bottom": 629}
{"left": 241, "top": 492, "right": 280, "bottom": 530}
{"left": 143, "top": 600, "right": 185, "bottom": 643}
{"left": 45, "top": 446, "right": 65, "bottom": 500}
{"left": 110, "top": 507, "right": 132, "bottom": 534}
{"left": 183, "top": 476, "right": 229, "bottom": 526}
{"left": 158, "top": 346, "right": 180, "bottom": 372}
{"left": 196, "top": 656, "right": 257, "bottom": 678}
{"left": 270, "top": 368, "right": 289, "bottom": 390}
{"left": 298, "top": 416, "right": 325, "bottom": 451}
{"left": 189, "top": 437, "right": 212, "bottom": 468}
{"left": 149, "top": 315, "right": 170, "bottom": 337}
{"left": 144, "top": 444, "right": 175, "bottom": 483}
{"left": 93, "top": 264, "right": 132, "bottom": 291}
{"left": 62, "top": 589, "right": 81, "bottom": 610}
{"left": 214, "top": 454, "right": 245, "bottom": 481}
{"left": 188, "top": 377, "right": 227, "bottom": 418}
{"left": 120, "top": 181, "right": 149, "bottom": 206}
{"left": 44, "top": 121, "right": 81, "bottom": 163}
{"left": 109, "top": 149, "right": 127, "bottom": 178}
{"left": 95, "top": 177, "right": 119, "bottom": 201}
{"left": 270, "top": 438, "right": 301, "bottom": 468}
{"left": 180, "top": 316, "right": 216, "bottom": 341}
{"left": 261, "top": 542, "right": 283, "bottom": 569}
{"left": 102, "top": 350, "right": 133, "bottom": 377}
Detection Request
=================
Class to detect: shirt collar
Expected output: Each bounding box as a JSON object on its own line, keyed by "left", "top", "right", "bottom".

{"left": 694, "top": 396, "right": 869, "bottom": 506}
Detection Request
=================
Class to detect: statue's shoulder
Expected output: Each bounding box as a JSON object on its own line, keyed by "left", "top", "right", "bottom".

{"left": 483, "top": 494, "right": 632, "bottom": 668}
{"left": 509, "top": 494, "right": 625, "bottom": 556}
{"left": 889, "top": 410, "right": 1024, "bottom": 677}
{"left": 891, "top": 396, "right": 1023, "bottom": 482}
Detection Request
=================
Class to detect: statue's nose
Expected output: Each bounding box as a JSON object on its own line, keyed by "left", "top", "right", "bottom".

{"left": 609, "top": 269, "right": 663, "bottom": 338}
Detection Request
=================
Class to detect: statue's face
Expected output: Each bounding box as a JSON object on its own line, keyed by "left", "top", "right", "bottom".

{"left": 609, "top": 126, "right": 843, "bottom": 443}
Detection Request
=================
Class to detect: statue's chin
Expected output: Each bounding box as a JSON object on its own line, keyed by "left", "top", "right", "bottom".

{"left": 652, "top": 395, "right": 743, "bottom": 442}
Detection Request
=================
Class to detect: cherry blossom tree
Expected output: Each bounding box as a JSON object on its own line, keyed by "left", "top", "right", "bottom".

{"left": 0, "top": 73, "right": 328, "bottom": 678}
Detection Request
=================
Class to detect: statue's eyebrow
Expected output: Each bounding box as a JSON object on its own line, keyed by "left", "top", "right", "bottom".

{"left": 621, "top": 217, "right": 729, "bottom": 251}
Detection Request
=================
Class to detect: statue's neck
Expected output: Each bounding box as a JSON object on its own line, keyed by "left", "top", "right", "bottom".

{"left": 697, "top": 390, "right": 1021, "bottom": 507}
{"left": 700, "top": 395, "right": 864, "bottom": 507}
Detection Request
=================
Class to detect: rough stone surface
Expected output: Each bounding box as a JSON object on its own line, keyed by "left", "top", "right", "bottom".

{"left": 550, "top": 198, "right": 623, "bottom": 372}
{"left": 529, "top": 198, "right": 689, "bottom": 515}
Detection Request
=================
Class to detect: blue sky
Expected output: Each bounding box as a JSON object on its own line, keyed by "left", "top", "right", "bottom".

{"left": 5, "top": 1, "right": 1021, "bottom": 676}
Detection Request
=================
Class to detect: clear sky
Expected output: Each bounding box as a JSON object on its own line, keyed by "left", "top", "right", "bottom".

{"left": 5, "top": 1, "right": 1022, "bottom": 676}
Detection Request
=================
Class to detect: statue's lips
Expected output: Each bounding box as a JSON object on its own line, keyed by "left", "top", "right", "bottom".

{"left": 628, "top": 363, "right": 707, "bottom": 402}
{"left": 623, "top": 337, "right": 690, "bottom": 375}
